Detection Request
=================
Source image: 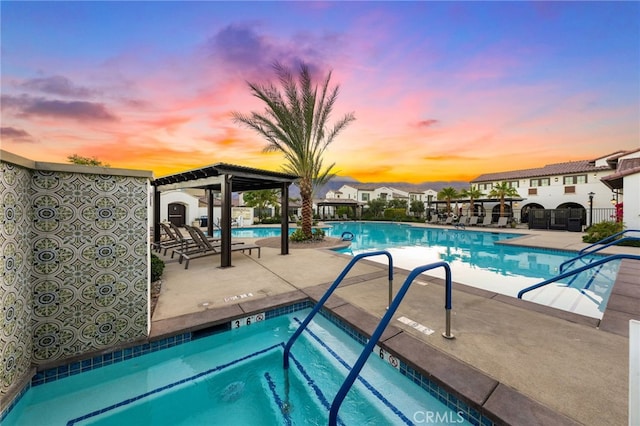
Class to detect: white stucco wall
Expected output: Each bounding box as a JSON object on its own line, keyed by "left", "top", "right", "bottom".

{"left": 159, "top": 190, "right": 200, "bottom": 225}
{"left": 623, "top": 173, "right": 640, "bottom": 230}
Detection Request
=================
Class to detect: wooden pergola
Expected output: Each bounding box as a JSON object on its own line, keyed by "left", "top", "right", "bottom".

{"left": 152, "top": 163, "right": 299, "bottom": 267}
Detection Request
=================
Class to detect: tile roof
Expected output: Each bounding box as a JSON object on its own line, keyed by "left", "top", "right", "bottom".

{"left": 470, "top": 160, "right": 612, "bottom": 183}
{"left": 601, "top": 157, "right": 640, "bottom": 189}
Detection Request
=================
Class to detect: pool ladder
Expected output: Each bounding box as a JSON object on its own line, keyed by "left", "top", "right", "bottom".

{"left": 282, "top": 250, "right": 455, "bottom": 425}
{"left": 518, "top": 230, "right": 640, "bottom": 299}
{"left": 518, "top": 253, "right": 640, "bottom": 299}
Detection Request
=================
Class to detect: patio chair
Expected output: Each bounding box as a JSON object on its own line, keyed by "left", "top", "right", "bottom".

{"left": 178, "top": 225, "right": 260, "bottom": 269}
{"left": 155, "top": 222, "right": 197, "bottom": 256}
{"left": 426, "top": 216, "right": 439, "bottom": 225}
{"left": 442, "top": 216, "right": 455, "bottom": 225}
{"left": 468, "top": 216, "right": 479, "bottom": 226}
{"left": 479, "top": 216, "right": 493, "bottom": 227}
{"left": 495, "top": 217, "right": 509, "bottom": 228}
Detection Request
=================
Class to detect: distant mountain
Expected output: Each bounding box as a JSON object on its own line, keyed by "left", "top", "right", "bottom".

{"left": 289, "top": 176, "right": 468, "bottom": 199}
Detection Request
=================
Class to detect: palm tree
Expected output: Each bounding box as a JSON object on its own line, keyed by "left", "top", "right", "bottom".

{"left": 488, "top": 182, "right": 520, "bottom": 218}
{"left": 460, "top": 185, "right": 484, "bottom": 217}
{"left": 233, "top": 62, "right": 355, "bottom": 239}
{"left": 437, "top": 187, "right": 459, "bottom": 216}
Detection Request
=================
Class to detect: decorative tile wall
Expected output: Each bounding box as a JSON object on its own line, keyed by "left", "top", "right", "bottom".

{"left": 1, "top": 159, "right": 150, "bottom": 402}
{"left": 0, "top": 162, "right": 34, "bottom": 399}
{"left": 30, "top": 171, "right": 149, "bottom": 362}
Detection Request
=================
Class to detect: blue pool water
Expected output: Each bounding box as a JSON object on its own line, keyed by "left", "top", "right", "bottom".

{"left": 226, "top": 222, "right": 619, "bottom": 318}
{"left": 4, "top": 308, "right": 482, "bottom": 425}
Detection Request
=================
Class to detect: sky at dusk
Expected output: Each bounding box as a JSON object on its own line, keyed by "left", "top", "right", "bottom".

{"left": 1, "top": 1, "right": 639, "bottom": 183}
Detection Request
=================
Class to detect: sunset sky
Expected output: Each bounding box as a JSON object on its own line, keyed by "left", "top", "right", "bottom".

{"left": 1, "top": 1, "right": 639, "bottom": 183}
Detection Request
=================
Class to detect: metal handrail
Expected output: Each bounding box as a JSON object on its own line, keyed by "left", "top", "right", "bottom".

{"left": 518, "top": 253, "right": 640, "bottom": 299}
{"left": 578, "top": 229, "right": 640, "bottom": 255}
{"left": 559, "top": 237, "right": 640, "bottom": 272}
{"left": 329, "top": 261, "right": 454, "bottom": 426}
{"left": 283, "top": 250, "right": 393, "bottom": 369}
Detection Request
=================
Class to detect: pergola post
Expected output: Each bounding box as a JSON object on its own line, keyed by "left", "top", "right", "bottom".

{"left": 220, "top": 175, "right": 233, "bottom": 267}
{"left": 281, "top": 183, "right": 290, "bottom": 255}
{"left": 207, "top": 189, "right": 214, "bottom": 237}
{"left": 153, "top": 187, "right": 161, "bottom": 244}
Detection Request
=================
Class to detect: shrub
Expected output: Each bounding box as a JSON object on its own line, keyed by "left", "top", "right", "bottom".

{"left": 289, "top": 228, "right": 308, "bottom": 242}
{"left": 151, "top": 253, "right": 165, "bottom": 281}
{"left": 582, "top": 221, "right": 623, "bottom": 243}
{"left": 289, "top": 227, "right": 325, "bottom": 242}
{"left": 383, "top": 208, "right": 406, "bottom": 221}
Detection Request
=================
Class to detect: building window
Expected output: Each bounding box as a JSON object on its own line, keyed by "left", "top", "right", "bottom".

{"left": 563, "top": 175, "right": 587, "bottom": 185}
{"left": 564, "top": 185, "right": 576, "bottom": 194}
{"left": 528, "top": 188, "right": 538, "bottom": 195}
{"left": 361, "top": 193, "right": 369, "bottom": 202}
{"left": 507, "top": 181, "right": 519, "bottom": 188}
{"left": 530, "top": 178, "right": 550, "bottom": 187}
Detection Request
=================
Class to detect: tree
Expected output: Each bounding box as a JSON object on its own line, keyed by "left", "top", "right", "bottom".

{"left": 437, "top": 187, "right": 459, "bottom": 215}
{"left": 367, "top": 198, "right": 387, "bottom": 218}
{"left": 459, "top": 185, "right": 484, "bottom": 216}
{"left": 410, "top": 200, "right": 425, "bottom": 218}
{"left": 67, "top": 154, "right": 110, "bottom": 167}
{"left": 488, "top": 182, "right": 520, "bottom": 218}
{"left": 242, "top": 189, "right": 280, "bottom": 221}
{"left": 233, "top": 62, "right": 355, "bottom": 239}
{"left": 387, "top": 199, "right": 408, "bottom": 209}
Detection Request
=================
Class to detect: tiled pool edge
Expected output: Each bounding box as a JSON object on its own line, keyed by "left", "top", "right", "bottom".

{"left": 1, "top": 298, "right": 496, "bottom": 426}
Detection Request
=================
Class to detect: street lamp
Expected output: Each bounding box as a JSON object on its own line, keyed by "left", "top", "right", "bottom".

{"left": 588, "top": 192, "right": 595, "bottom": 227}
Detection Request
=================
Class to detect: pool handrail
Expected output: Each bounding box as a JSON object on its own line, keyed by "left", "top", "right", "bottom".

{"left": 518, "top": 253, "right": 640, "bottom": 299}
{"left": 329, "top": 261, "right": 454, "bottom": 426}
{"left": 559, "top": 236, "right": 640, "bottom": 272}
{"left": 578, "top": 229, "right": 640, "bottom": 255}
{"left": 283, "top": 250, "right": 394, "bottom": 369}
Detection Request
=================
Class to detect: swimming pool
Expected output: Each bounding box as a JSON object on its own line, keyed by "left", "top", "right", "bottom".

{"left": 226, "top": 222, "right": 618, "bottom": 318}
{"left": 3, "top": 307, "right": 486, "bottom": 425}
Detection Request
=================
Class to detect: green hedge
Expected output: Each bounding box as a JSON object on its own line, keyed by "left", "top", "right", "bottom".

{"left": 151, "top": 253, "right": 165, "bottom": 281}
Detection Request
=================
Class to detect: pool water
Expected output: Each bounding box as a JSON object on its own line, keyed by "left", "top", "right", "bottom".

{"left": 226, "top": 222, "right": 619, "bottom": 318}
{"left": 4, "top": 309, "right": 476, "bottom": 426}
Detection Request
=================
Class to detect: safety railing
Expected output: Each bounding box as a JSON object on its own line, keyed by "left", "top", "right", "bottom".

{"left": 559, "top": 236, "right": 640, "bottom": 272}
{"left": 518, "top": 253, "right": 640, "bottom": 299}
{"left": 282, "top": 250, "right": 393, "bottom": 369}
{"left": 329, "top": 261, "right": 454, "bottom": 425}
{"left": 578, "top": 229, "right": 640, "bottom": 255}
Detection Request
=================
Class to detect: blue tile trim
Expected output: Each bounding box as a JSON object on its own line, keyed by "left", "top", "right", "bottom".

{"left": 30, "top": 333, "right": 192, "bottom": 387}
{"left": 0, "top": 381, "right": 30, "bottom": 423}
{"left": 29, "top": 302, "right": 316, "bottom": 390}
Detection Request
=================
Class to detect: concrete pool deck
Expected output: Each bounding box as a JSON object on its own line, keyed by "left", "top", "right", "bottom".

{"left": 151, "top": 226, "right": 640, "bottom": 425}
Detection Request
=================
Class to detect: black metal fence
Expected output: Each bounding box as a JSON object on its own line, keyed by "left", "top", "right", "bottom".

{"left": 519, "top": 208, "right": 616, "bottom": 231}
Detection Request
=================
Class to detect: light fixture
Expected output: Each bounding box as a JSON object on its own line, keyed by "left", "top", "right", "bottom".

{"left": 611, "top": 197, "right": 616, "bottom": 205}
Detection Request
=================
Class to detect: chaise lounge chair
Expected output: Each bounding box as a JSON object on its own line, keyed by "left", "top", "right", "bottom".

{"left": 177, "top": 224, "right": 260, "bottom": 269}
{"left": 154, "top": 222, "right": 198, "bottom": 256}
{"left": 468, "top": 216, "right": 479, "bottom": 226}
{"left": 479, "top": 216, "right": 493, "bottom": 227}
{"left": 495, "top": 217, "right": 509, "bottom": 228}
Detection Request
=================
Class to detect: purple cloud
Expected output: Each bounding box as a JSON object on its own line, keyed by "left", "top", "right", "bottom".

{"left": 19, "top": 75, "right": 97, "bottom": 98}
{"left": 416, "top": 119, "right": 440, "bottom": 128}
{"left": 2, "top": 95, "right": 117, "bottom": 121}
{"left": 0, "top": 126, "right": 35, "bottom": 143}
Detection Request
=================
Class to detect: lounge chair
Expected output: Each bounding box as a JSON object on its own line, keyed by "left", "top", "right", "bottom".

{"left": 426, "top": 216, "right": 439, "bottom": 225}
{"left": 479, "top": 216, "right": 493, "bottom": 227}
{"left": 468, "top": 216, "right": 479, "bottom": 226}
{"left": 454, "top": 216, "right": 469, "bottom": 229}
{"left": 155, "top": 222, "right": 197, "bottom": 256}
{"left": 442, "top": 216, "right": 455, "bottom": 225}
{"left": 496, "top": 217, "right": 509, "bottom": 228}
{"left": 178, "top": 225, "right": 260, "bottom": 269}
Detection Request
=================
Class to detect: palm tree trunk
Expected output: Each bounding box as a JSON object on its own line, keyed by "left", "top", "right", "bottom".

{"left": 300, "top": 177, "right": 313, "bottom": 238}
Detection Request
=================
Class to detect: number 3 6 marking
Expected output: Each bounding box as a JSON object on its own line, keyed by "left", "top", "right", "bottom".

{"left": 231, "top": 313, "right": 265, "bottom": 329}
